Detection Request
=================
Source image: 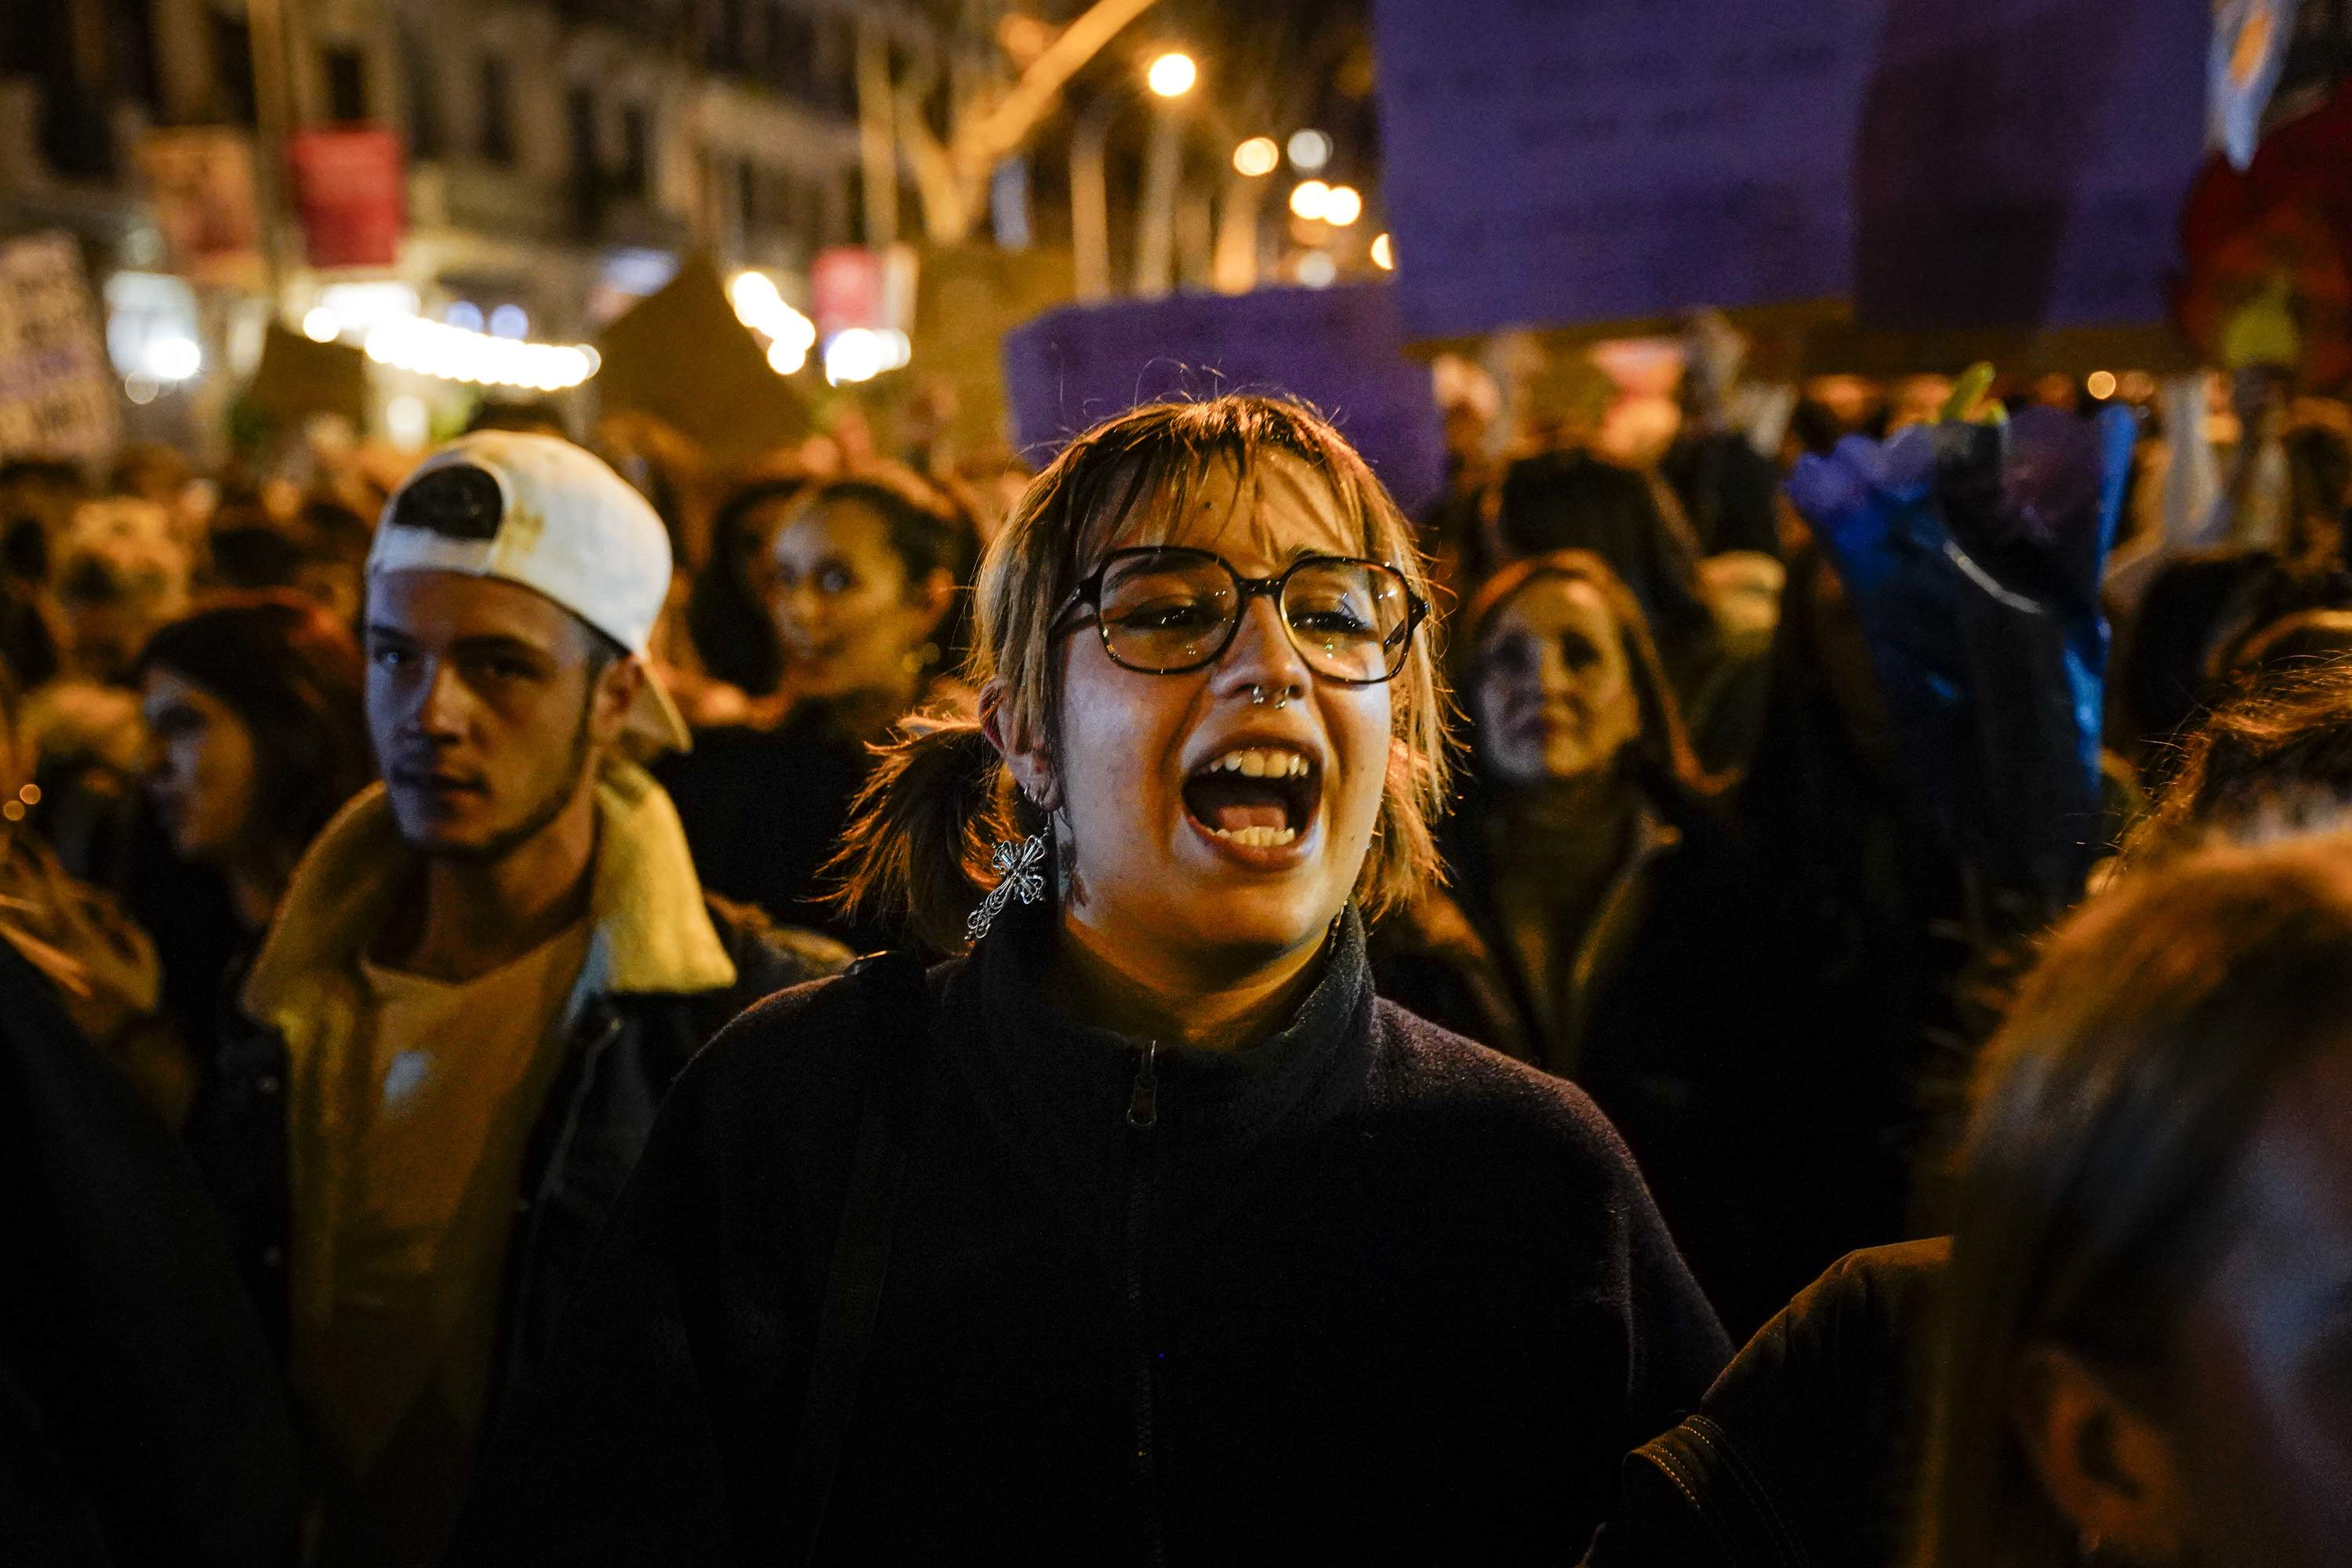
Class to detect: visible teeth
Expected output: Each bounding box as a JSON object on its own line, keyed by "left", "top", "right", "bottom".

{"left": 1208, "top": 748, "right": 1309, "bottom": 779}
{"left": 1207, "top": 824, "right": 1299, "bottom": 848}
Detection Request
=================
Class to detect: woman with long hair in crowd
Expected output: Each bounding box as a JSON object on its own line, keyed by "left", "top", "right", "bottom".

{"left": 129, "top": 592, "right": 371, "bottom": 1105}
{"left": 455, "top": 395, "right": 1729, "bottom": 1563}
{"left": 681, "top": 473, "right": 803, "bottom": 703}
{"left": 0, "top": 645, "right": 302, "bottom": 1564}
{"left": 659, "top": 465, "right": 975, "bottom": 945}
{"left": 1373, "top": 549, "right": 1782, "bottom": 1323}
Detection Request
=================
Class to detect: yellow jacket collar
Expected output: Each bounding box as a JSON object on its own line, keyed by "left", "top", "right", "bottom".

{"left": 242, "top": 760, "right": 734, "bottom": 1032}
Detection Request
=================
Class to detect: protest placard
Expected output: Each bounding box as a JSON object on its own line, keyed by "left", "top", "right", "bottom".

{"left": 1372, "top": 0, "right": 2210, "bottom": 342}
{"left": 289, "top": 125, "right": 407, "bottom": 270}
{"left": 137, "top": 128, "right": 264, "bottom": 288}
{"left": 1372, "top": 0, "right": 1875, "bottom": 340}
{"left": 0, "top": 234, "right": 122, "bottom": 463}
{"left": 1002, "top": 283, "right": 1446, "bottom": 513}
{"left": 597, "top": 255, "right": 810, "bottom": 464}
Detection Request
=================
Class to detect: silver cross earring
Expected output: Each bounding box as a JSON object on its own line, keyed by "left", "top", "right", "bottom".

{"left": 966, "top": 831, "right": 1047, "bottom": 942}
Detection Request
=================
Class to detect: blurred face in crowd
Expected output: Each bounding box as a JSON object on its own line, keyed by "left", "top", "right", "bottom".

{"left": 363, "top": 569, "right": 636, "bottom": 860}
{"left": 2021, "top": 1036, "right": 2352, "bottom": 1568}
{"left": 141, "top": 669, "right": 259, "bottom": 866}
{"left": 1472, "top": 575, "right": 1642, "bottom": 791}
{"left": 2158, "top": 1036, "right": 2352, "bottom": 1566}
{"left": 1039, "top": 452, "right": 1395, "bottom": 968}
{"left": 729, "top": 494, "right": 797, "bottom": 591}
{"left": 767, "top": 498, "right": 952, "bottom": 699}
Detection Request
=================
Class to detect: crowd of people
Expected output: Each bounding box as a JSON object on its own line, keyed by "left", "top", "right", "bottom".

{"left": 5, "top": 330, "right": 2352, "bottom": 1566}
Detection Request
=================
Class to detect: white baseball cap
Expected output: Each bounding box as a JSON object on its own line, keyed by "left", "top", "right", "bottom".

{"left": 370, "top": 430, "right": 691, "bottom": 752}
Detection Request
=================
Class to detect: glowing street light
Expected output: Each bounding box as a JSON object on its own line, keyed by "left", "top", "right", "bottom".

{"left": 1290, "top": 179, "right": 1331, "bottom": 221}
{"left": 728, "top": 269, "right": 819, "bottom": 377}
{"left": 1232, "top": 136, "right": 1279, "bottom": 177}
{"left": 1370, "top": 232, "right": 1394, "bottom": 270}
{"left": 1146, "top": 51, "right": 1197, "bottom": 98}
{"left": 1321, "top": 184, "right": 1363, "bottom": 227}
{"left": 1287, "top": 129, "right": 1332, "bottom": 172}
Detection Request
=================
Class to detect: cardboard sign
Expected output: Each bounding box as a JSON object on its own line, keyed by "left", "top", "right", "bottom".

{"left": 595, "top": 254, "right": 810, "bottom": 464}
{"left": 136, "top": 128, "right": 264, "bottom": 287}
{"left": 1372, "top": 0, "right": 2209, "bottom": 340}
{"left": 1001, "top": 284, "right": 1446, "bottom": 514}
{"left": 0, "top": 234, "right": 122, "bottom": 463}
{"left": 289, "top": 125, "right": 407, "bottom": 270}
{"left": 245, "top": 322, "right": 368, "bottom": 432}
{"left": 909, "top": 242, "right": 1075, "bottom": 455}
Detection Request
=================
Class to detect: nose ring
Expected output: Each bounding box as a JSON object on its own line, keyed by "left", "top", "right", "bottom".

{"left": 1246, "top": 684, "right": 1290, "bottom": 710}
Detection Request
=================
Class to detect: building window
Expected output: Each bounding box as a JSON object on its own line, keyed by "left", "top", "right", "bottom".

{"left": 209, "top": 10, "right": 257, "bottom": 127}
{"left": 400, "top": 27, "right": 441, "bottom": 160}
{"left": 323, "top": 45, "right": 367, "bottom": 122}
{"left": 568, "top": 85, "right": 599, "bottom": 182}
{"left": 479, "top": 56, "right": 514, "bottom": 165}
{"left": 736, "top": 158, "right": 760, "bottom": 239}
{"left": 619, "top": 104, "right": 649, "bottom": 200}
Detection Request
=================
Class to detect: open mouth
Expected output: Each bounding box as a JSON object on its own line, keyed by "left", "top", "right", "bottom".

{"left": 391, "top": 767, "right": 484, "bottom": 797}
{"left": 1181, "top": 746, "right": 1319, "bottom": 850}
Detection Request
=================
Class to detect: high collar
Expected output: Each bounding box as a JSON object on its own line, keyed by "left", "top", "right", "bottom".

{"left": 952, "top": 896, "right": 1375, "bottom": 1160}
{"left": 241, "top": 759, "right": 734, "bottom": 1034}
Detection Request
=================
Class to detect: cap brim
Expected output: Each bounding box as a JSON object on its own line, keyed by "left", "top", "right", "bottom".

{"left": 626, "top": 668, "right": 694, "bottom": 755}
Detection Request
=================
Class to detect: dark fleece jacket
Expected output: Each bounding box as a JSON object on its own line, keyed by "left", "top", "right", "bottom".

{"left": 455, "top": 902, "right": 1729, "bottom": 1566}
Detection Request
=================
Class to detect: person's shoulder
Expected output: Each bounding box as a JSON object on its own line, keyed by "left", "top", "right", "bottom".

{"left": 701, "top": 891, "right": 855, "bottom": 993}
{"left": 1796, "top": 1236, "right": 1951, "bottom": 1335}
{"left": 1369, "top": 997, "right": 1636, "bottom": 1163}
{"left": 699, "top": 948, "right": 948, "bottom": 1077}
{"left": 1711, "top": 1236, "right": 1950, "bottom": 1418}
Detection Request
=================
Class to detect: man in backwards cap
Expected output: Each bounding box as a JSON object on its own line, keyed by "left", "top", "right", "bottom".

{"left": 191, "top": 433, "right": 849, "bottom": 1566}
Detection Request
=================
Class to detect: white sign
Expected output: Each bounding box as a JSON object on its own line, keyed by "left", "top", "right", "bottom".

{"left": 0, "top": 233, "right": 122, "bottom": 463}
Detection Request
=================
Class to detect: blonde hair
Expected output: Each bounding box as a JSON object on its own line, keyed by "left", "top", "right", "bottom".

{"left": 832, "top": 394, "right": 1452, "bottom": 953}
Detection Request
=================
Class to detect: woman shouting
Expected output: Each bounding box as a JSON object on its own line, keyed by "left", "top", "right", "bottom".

{"left": 456, "top": 396, "right": 1726, "bottom": 1565}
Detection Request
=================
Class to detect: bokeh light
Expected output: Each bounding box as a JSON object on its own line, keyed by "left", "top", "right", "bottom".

{"left": 1146, "top": 52, "right": 1197, "bottom": 98}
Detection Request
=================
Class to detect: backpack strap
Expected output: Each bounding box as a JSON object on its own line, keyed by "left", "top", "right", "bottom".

{"left": 778, "top": 950, "right": 938, "bottom": 1564}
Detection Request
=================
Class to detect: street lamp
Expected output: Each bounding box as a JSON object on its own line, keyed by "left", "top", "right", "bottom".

{"left": 1232, "top": 136, "right": 1279, "bottom": 177}
{"left": 1147, "top": 51, "right": 1198, "bottom": 98}
{"left": 1321, "top": 184, "right": 1363, "bottom": 227}
{"left": 1073, "top": 49, "right": 1202, "bottom": 301}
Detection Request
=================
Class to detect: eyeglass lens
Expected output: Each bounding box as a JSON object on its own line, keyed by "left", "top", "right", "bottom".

{"left": 1094, "top": 550, "right": 1412, "bottom": 681}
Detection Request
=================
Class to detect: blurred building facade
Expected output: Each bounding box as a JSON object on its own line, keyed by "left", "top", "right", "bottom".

{"left": 0, "top": 0, "right": 1003, "bottom": 450}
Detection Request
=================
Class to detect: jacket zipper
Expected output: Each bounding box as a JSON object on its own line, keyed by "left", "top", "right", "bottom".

{"left": 1126, "top": 1041, "right": 1167, "bottom": 1565}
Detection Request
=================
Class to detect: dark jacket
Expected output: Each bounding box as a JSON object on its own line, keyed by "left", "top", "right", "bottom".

{"left": 455, "top": 901, "right": 1730, "bottom": 1565}
{"left": 1, "top": 938, "right": 302, "bottom": 1567}
{"left": 1584, "top": 1238, "right": 1948, "bottom": 1567}
{"left": 1374, "top": 785, "right": 1796, "bottom": 1337}
{"left": 1660, "top": 430, "right": 1784, "bottom": 560}
{"left": 186, "top": 769, "right": 851, "bottom": 1457}
{"left": 656, "top": 706, "right": 878, "bottom": 944}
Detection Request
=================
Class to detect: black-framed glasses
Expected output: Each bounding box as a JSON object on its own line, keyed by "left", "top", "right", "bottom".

{"left": 1054, "top": 546, "right": 1428, "bottom": 685}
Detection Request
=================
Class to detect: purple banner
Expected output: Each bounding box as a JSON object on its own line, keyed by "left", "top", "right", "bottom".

{"left": 1853, "top": 0, "right": 2210, "bottom": 329}
{"left": 1000, "top": 283, "right": 1447, "bottom": 514}
{"left": 1372, "top": 0, "right": 2209, "bottom": 339}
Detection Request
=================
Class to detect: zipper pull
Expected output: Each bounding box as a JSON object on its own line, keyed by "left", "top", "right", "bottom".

{"left": 1127, "top": 1041, "right": 1159, "bottom": 1130}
